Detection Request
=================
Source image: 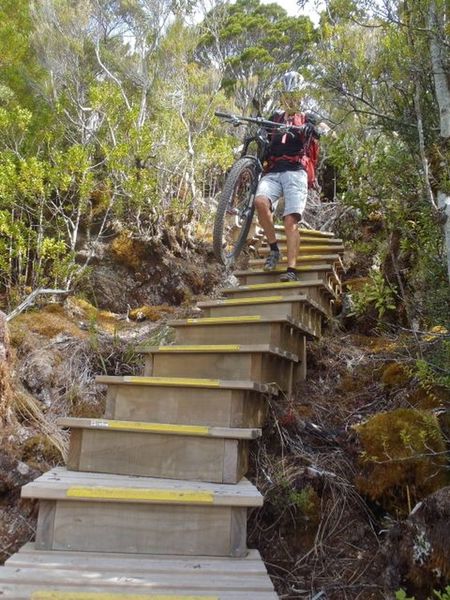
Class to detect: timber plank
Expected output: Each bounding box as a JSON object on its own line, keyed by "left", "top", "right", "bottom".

{"left": 61, "top": 420, "right": 255, "bottom": 483}
{"left": 0, "top": 566, "right": 275, "bottom": 590}
{"left": 96, "top": 375, "right": 276, "bottom": 393}
{"left": 102, "top": 383, "right": 268, "bottom": 429}
{"left": 22, "top": 468, "right": 263, "bottom": 507}
{"left": 59, "top": 418, "right": 261, "bottom": 440}
{"left": 36, "top": 501, "right": 248, "bottom": 556}
{"left": 8, "top": 544, "right": 266, "bottom": 574}
{"left": 0, "top": 585, "right": 279, "bottom": 599}
{"left": 168, "top": 316, "right": 315, "bottom": 348}
{"left": 143, "top": 346, "right": 297, "bottom": 392}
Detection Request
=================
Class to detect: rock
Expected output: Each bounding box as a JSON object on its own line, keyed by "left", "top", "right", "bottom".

{"left": 382, "top": 486, "right": 450, "bottom": 599}
{"left": 0, "top": 450, "right": 39, "bottom": 495}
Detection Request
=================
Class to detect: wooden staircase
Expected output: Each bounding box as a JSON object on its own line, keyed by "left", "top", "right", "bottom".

{"left": 0, "top": 227, "right": 342, "bottom": 599}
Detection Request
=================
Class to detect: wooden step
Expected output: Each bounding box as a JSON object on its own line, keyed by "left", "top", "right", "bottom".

{"left": 22, "top": 468, "right": 262, "bottom": 556}
{"left": 220, "top": 280, "right": 335, "bottom": 315}
{"left": 0, "top": 585, "right": 278, "bottom": 600}
{"left": 60, "top": 417, "right": 260, "bottom": 484}
{"left": 3, "top": 545, "right": 277, "bottom": 597}
{"left": 248, "top": 253, "right": 342, "bottom": 269}
{"left": 257, "top": 243, "right": 344, "bottom": 256}
{"left": 197, "top": 295, "right": 324, "bottom": 336}
{"left": 96, "top": 376, "right": 273, "bottom": 429}
{"left": 233, "top": 264, "right": 341, "bottom": 288}
{"left": 9, "top": 542, "right": 266, "bottom": 574}
{"left": 169, "top": 315, "right": 311, "bottom": 353}
{"left": 275, "top": 224, "right": 335, "bottom": 237}
{"left": 264, "top": 235, "right": 343, "bottom": 245}
{"left": 139, "top": 344, "right": 299, "bottom": 392}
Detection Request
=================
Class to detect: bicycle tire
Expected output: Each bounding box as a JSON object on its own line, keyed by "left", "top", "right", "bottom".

{"left": 213, "top": 156, "right": 259, "bottom": 267}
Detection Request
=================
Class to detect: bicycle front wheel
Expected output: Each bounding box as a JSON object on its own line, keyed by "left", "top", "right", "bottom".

{"left": 213, "top": 157, "right": 259, "bottom": 267}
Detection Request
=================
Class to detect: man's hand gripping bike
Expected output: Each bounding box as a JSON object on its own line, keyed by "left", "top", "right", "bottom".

{"left": 213, "top": 111, "right": 302, "bottom": 267}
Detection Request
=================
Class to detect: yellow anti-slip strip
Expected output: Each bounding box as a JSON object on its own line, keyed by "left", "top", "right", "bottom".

{"left": 222, "top": 295, "right": 284, "bottom": 305}
{"left": 123, "top": 376, "right": 221, "bottom": 388}
{"left": 32, "top": 594, "right": 218, "bottom": 600}
{"left": 186, "top": 315, "right": 261, "bottom": 324}
{"left": 88, "top": 419, "right": 209, "bottom": 436}
{"left": 157, "top": 345, "right": 240, "bottom": 352}
{"left": 66, "top": 487, "right": 214, "bottom": 504}
{"left": 241, "top": 281, "right": 310, "bottom": 290}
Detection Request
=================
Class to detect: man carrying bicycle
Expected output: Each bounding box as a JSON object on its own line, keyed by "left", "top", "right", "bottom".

{"left": 254, "top": 72, "right": 321, "bottom": 282}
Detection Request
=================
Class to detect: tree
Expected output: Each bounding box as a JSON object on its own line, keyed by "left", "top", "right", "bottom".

{"left": 196, "top": 0, "right": 316, "bottom": 112}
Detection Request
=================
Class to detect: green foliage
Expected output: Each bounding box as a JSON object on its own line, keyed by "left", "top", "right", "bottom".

{"left": 349, "top": 268, "right": 396, "bottom": 318}
{"left": 196, "top": 0, "right": 315, "bottom": 111}
{"left": 396, "top": 586, "right": 450, "bottom": 600}
{"left": 414, "top": 334, "right": 450, "bottom": 392}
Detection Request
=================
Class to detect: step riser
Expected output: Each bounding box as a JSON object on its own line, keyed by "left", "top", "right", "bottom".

{"left": 36, "top": 500, "right": 248, "bottom": 557}
{"left": 199, "top": 303, "right": 322, "bottom": 336}
{"left": 145, "top": 353, "right": 295, "bottom": 392}
{"left": 105, "top": 385, "right": 268, "bottom": 429}
{"left": 67, "top": 429, "right": 248, "bottom": 484}
{"left": 174, "top": 323, "right": 305, "bottom": 356}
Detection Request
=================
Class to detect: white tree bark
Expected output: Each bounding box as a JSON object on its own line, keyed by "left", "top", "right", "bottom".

{"left": 429, "top": 0, "right": 450, "bottom": 282}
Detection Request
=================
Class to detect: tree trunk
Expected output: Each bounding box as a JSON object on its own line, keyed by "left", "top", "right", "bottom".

{"left": 429, "top": 0, "right": 450, "bottom": 282}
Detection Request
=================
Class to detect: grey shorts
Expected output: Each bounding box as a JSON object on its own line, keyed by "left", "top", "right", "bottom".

{"left": 255, "top": 169, "right": 308, "bottom": 217}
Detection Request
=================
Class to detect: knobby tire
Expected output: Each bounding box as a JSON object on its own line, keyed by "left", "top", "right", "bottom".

{"left": 213, "top": 157, "right": 258, "bottom": 267}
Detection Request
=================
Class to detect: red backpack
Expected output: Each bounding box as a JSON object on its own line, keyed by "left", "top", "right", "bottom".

{"left": 269, "top": 112, "right": 319, "bottom": 189}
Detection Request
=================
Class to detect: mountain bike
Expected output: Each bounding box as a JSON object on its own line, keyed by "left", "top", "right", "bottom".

{"left": 213, "top": 111, "right": 298, "bottom": 267}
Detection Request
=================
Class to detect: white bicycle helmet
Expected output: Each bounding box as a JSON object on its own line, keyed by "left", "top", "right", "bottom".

{"left": 281, "top": 71, "right": 305, "bottom": 93}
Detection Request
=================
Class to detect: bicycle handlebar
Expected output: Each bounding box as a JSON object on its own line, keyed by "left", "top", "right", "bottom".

{"left": 214, "top": 111, "right": 296, "bottom": 131}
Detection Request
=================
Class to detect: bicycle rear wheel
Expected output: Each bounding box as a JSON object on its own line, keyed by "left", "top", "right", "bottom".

{"left": 213, "top": 157, "right": 258, "bottom": 267}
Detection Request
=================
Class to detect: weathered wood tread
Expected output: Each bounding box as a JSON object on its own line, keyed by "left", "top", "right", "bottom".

{"left": 96, "top": 375, "right": 278, "bottom": 394}
{"left": 233, "top": 264, "right": 336, "bottom": 276}
{"left": 258, "top": 244, "right": 344, "bottom": 254}
{"left": 197, "top": 294, "right": 327, "bottom": 317}
{"left": 221, "top": 279, "right": 335, "bottom": 298}
{"left": 0, "top": 586, "right": 279, "bottom": 599}
{"left": 59, "top": 418, "right": 261, "bottom": 440}
{"left": 22, "top": 468, "right": 264, "bottom": 507}
{"left": 139, "top": 344, "right": 298, "bottom": 361}
{"left": 10, "top": 543, "right": 266, "bottom": 573}
{"left": 0, "top": 565, "right": 275, "bottom": 591}
{"left": 169, "top": 315, "right": 302, "bottom": 326}
{"left": 266, "top": 236, "right": 343, "bottom": 244}
{"left": 275, "top": 224, "right": 335, "bottom": 237}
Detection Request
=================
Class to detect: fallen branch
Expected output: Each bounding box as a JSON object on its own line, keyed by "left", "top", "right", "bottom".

{"left": 6, "top": 288, "right": 70, "bottom": 322}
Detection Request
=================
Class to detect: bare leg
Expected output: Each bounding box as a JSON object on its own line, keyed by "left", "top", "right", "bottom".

{"left": 284, "top": 213, "right": 300, "bottom": 268}
{"left": 254, "top": 195, "right": 277, "bottom": 244}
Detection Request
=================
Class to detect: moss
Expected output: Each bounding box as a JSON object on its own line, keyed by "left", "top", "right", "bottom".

{"left": 355, "top": 409, "right": 448, "bottom": 514}
{"left": 9, "top": 305, "right": 87, "bottom": 342}
{"left": 129, "top": 304, "right": 175, "bottom": 322}
{"left": 408, "top": 386, "right": 449, "bottom": 410}
{"left": 68, "top": 297, "right": 121, "bottom": 334}
{"left": 344, "top": 276, "right": 371, "bottom": 292}
{"left": 110, "top": 231, "right": 147, "bottom": 271}
{"left": 381, "top": 362, "right": 411, "bottom": 387}
{"left": 21, "top": 434, "right": 63, "bottom": 466}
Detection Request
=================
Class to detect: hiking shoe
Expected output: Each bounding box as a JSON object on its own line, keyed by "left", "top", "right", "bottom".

{"left": 280, "top": 270, "right": 299, "bottom": 282}
{"left": 263, "top": 249, "right": 281, "bottom": 271}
